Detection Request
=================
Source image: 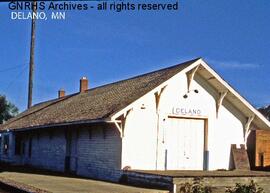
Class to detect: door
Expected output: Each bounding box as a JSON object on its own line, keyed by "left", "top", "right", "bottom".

{"left": 166, "top": 118, "right": 205, "bottom": 170}
{"left": 65, "top": 129, "right": 78, "bottom": 173}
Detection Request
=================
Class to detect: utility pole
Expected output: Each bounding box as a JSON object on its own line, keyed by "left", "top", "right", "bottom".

{"left": 27, "top": 0, "right": 37, "bottom": 109}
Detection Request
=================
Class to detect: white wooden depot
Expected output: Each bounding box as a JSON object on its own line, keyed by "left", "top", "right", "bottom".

{"left": 115, "top": 59, "right": 270, "bottom": 171}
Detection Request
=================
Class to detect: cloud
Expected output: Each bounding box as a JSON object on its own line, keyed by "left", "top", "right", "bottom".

{"left": 207, "top": 59, "right": 261, "bottom": 69}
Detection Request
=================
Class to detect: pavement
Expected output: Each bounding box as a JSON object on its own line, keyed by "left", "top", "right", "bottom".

{"left": 0, "top": 172, "right": 168, "bottom": 193}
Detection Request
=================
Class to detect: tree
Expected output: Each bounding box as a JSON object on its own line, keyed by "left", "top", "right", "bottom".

{"left": 0, "top": 95, "right": 19, "bottom": 124}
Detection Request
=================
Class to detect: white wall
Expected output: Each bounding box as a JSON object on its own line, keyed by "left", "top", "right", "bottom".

{"left": 121, "top": 94, "right": 157, "bottom": 170}
{"left": 121, "top": 71, "right": 246, "bottom": 170}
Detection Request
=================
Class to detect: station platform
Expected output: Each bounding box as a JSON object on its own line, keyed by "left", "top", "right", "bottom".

{"left": 123, "top": 170, "right": 270, "bottom": 193}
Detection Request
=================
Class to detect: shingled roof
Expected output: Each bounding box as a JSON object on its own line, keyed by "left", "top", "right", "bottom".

{"left": 0, "top": 58, "right": 199, "bottom": 131}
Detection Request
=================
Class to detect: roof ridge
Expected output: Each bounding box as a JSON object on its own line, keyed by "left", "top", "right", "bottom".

{"left": 30, "top": 58, "right": 200, "bottom": 103}
{"left": 0, "top": 57, "right": 200, "bottom": 131}
{"left": 85, "top": 57, "right": 201, "bottom": 93}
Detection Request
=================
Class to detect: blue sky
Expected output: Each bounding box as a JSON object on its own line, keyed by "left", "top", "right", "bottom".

{"left": 0, "top": 0, "right": 269, "bottom": 111}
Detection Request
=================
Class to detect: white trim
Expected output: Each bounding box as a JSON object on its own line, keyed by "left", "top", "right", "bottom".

{"left": 186, "top": 65, "right": 200, "bottom": 92}
{"left": 216, "top": 91, "right": 228, "bottom": 118}
{"left": 244, "top": 115, "right": 255, "bottom": 142}
{"left": 199, "top": 59, "right": 270, "bottom": 129}
{"left": 114, "top": 108, "right": 132, "bottom": 138}
{"left": 154, "top": 85, "right": 167, "bottom": 111}
{"left": 245, "top": 115, "right": 255, "bottom": 133}
{"left": 114, "top": 121, "right": 122, "bottom": 137}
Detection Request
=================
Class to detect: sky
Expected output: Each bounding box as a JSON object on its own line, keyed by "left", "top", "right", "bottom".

{"left": 0, "top": 0, "right": 269, "bottom": 112}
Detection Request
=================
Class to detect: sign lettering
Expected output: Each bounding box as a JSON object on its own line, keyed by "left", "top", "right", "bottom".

{"left": 172, "top": 107, "right": 202, "bottom": 116}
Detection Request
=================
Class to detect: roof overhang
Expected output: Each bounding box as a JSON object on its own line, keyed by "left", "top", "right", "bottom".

{"left": 198, "top": 59, "right": 270, "bottom": 130}
{"left": 0, "top": 118, "right": 113, "bottom": 133}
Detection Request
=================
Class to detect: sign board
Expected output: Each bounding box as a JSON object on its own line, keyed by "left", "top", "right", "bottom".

{"left": 172, "top": 107, "right": 202, "bottom": 116}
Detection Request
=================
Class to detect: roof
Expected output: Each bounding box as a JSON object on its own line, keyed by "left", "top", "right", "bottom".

{"left": 0, "top": 58, "right": 199, "bottom": 131}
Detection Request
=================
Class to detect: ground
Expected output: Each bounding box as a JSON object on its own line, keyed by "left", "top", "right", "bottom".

{"left": 0, "top": 172, "right": 168, "bottom": 193}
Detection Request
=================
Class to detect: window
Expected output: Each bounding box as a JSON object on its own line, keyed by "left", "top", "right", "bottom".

{"left": 3, "top": 135, "right": 9, "bottom": 155}
{"left": 15, "top": 135, "right": 22, "bottom": 155}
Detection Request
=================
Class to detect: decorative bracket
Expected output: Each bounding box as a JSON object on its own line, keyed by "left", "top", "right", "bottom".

{"left": 186, "top": 65, "right": 199, "bottom": 92}
{"left": 114, "top": 120, "right": 122, "bottom": 137}
{"left": 115, "top": 109, "right": 132, "bottom": 138}
{"left": 244, "top": 115, "right": 255, "bottom": 142}
{"left": 154, "top": 86, "right": 167, "bottom": 112}
{"left": 216, "top": 91, "right": 228, "bottom": 118}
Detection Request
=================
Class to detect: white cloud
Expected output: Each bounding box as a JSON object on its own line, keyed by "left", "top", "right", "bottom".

{"left": 207, "top": 59, "right": 261, "bottom": 69}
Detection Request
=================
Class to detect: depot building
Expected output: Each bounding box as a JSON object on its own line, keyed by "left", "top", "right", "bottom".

{"left": 0, "top": 58, "right": 269, "bottom": 181}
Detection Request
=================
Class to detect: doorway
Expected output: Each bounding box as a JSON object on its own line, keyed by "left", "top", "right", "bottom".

{"left": 165, "top": 117, "right": 207, "bottom": 170}
{"left": 65, "top": 129, "right": 78, "bottom": 173}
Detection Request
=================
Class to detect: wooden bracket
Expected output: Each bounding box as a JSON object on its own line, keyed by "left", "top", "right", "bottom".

{"left": 115, "top": 109, "right": 132, "bottom": 138}
{"left": 216, "top": 91, "right": 228, "bottom": 118}
{"left": 244, "top": 115, "right": 255, "bottom": 142}
{"left": 154, "top": 86, "right": 167, "bottom": 111}
{"left": 186, "top": 65, "right": 199, "bottom": 92}
{"left": 114, "top": 121, "right": 122, "bottom": 137}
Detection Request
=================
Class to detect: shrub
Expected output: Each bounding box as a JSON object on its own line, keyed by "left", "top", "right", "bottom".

{"left": 225, "top": 180, "right": 264, "bottom": 193}
{"left": 179, "top": 177, "right": 212, "bottom": 193}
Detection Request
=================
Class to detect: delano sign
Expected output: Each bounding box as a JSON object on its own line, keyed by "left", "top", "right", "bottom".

{"left": 172, "top": 107, "right": 202, "bottom": 116}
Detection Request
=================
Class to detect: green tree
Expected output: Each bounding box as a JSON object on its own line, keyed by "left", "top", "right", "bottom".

{"left": 0, "top": 95, "right": 19, "bottom": 124}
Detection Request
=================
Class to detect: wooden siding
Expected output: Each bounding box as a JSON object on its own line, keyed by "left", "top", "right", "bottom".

{"left": 255, "top": 130, "right": 270, "bottom": 167}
